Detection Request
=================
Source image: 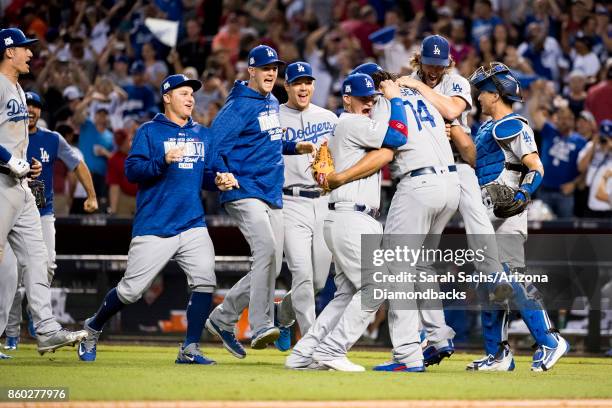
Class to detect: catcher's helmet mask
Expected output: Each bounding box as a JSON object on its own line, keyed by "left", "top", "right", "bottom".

{"left": 469, "top": 62, "right": 523, "bottom": 103}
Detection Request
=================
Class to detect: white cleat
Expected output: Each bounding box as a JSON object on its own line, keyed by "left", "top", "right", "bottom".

{"left": 531, "top": 333, "right": 570, "bottom": 372}
{"left": 316, "top": 356, "right": 365, "bottom": 372}
{"left": 467, "top": 343, "right": 515, "bottom": 371}
{"left": 37, "top": 329, "right": 89, "bottom": 355}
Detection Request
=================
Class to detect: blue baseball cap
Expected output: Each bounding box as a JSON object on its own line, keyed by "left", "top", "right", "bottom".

{"left": 421, "top": 35, "right": 450, "bottom": 66}
{"left": 130, "top": 61, "right": 145, "bottom": 75}
{"left": 285, "top": 61, "right": 315, "bottom": 83}
{"left": 248, "top": 45, "right": 285, "bottom": 67}
{"left": 368, "top": 26, "right": 396, "bottom": 45}
{"left": 25, "top": 91, "right": 43, "bottom": 108}
{"left": 600, "top": 119, "right": 612, "bottom": 138}
{"left": 0, "top": 28, "right": 38, "bottom": 52}
{"left": 349, "top": 62, "right": 383, "bottom": 77}
{"left": 160, "top": 74, "right": 202, "bottom": 95}
{"left": 342, "top": 73, "right": 382, "bottom": 97}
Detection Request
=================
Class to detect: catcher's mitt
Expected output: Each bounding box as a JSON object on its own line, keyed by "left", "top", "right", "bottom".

{"left": 312, "top": 141, "right": 335, "bottom": 192}
{"left": 28, "top": 179, "right": 46, "bottom": 209}
{"left": 483, "top": 182, "right": 528, "bottom": 219}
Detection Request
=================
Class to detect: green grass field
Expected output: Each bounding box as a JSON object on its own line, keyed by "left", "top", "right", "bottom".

{"left": 1, "top": 344, "right": 612, "bottom": 401}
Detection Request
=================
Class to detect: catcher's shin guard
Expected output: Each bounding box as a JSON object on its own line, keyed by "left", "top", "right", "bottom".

{"left": 480, "top": 309, "right": 508, "bottom": 356}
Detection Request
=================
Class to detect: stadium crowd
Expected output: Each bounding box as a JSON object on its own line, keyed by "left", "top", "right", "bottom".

{"left": 3, "top": 0, "right": 611, "bottom": 218}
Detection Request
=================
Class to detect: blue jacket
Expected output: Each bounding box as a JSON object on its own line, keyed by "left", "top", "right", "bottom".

{"left": 28, "top": 127, "right": 81, "bottom": 216}
{"left": 126, "top": 113, "right": 215, "bottom": 238}
{"left": 475, "top": 119, "right": 505, "bottom": 185}
{"left": 210, "top": 81, "right": 297, "bottom": 209}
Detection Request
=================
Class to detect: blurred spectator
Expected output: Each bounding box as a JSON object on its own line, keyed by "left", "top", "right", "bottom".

{"left": 122, "top": 62, "right": 158, "bottom": 122}
{"left": 565, "top": 71, "right": 588, "bottom": 117}
{"left": 176, "top": 18, "right": 211, "bottom": 74}
{"left": 74, "top": 107, "right": 115, "bottom": 207}
{"left": 576, "top": 111, "right": 598, "bottom": 140}
{"left": 212, "top": 12, "right": 242, "bottom": 62}
{"left": 194, "top": 70, "right": 228, "bottom": 121}
{"left": 531, "top": 106, "right": 587, "bottom": 218}
{"left": 518, "top": 22, "right": 565, "bottom": 86}
{"left": 375, "top": 23, "right": 418, "bottom": 74}
{"left": 471, "top": 0, "right": 502, "bottom": 45}
{"left": 341, "top": 4, "right": 380, "bottom": 58}
{"left": 86, "top": 76, "right": 128, "bottom": 130}
{"left": 570, "top": 35, "right": 601, "bottom": 79}
{"left": 578, "top": 120, "right": 612, "bottom": 217}
{"left": 523, "top": 0, "right": 562, "bottom": 39}
{"left": 53, "top": 124, "right": 78, "bottom": 216}
{"left": 141, "top": 43, "right": 169, "bottom": 90}
{"left": 585, "top": 59, "right": 612, "bottom": 124}
{"left": 106, "top": 129, "right": 138, "bottom": 216}
{"left": 449, "top": 20, "right": 475, "bottom": 65}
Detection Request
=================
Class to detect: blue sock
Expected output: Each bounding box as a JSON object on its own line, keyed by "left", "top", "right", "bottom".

{"left": 89, "top": 288, "right": 125, "bottom": 331}
{"left": 183, "top": 292, "right": 213, "bottom": 348}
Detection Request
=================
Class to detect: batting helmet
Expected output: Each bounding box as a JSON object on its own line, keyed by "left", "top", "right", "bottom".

{"left": 469, "top": 62, "right": 523, "bottom": 103}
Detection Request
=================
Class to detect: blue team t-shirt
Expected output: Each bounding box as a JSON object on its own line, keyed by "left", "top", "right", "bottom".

{"left": 539, "top": 121, "right": 587, "bottom": 189}
{"left": 79, "top": 119, "right": 114, "bottom": 176}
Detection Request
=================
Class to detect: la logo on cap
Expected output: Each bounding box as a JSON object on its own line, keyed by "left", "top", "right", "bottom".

{"left": 365, "top": 78, "right": 373, "bottom": 88}
{"left": 297, "top": 64, "right": 305, "bottom": 72}
{"left": 345, "top": 84, "right": 351, "bottom": 93}
{"left": 163, "top": 82, "right": 170, "bottom": 90}
{"left": 4, "top": 37, "right": 13, "bottom": 46}
{"left": 249, "top": 57, "right": 255, "bottom": 65}
{"left": 266, "top": 48, "right": 274, "bottom": 57}
{"left": 433, "top": 44, "right": 440, "bottom": 55}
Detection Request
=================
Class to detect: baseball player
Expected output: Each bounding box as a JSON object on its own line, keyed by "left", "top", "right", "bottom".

{"left": 78, "top": 74, "right": 236, "bottom": 365}
{"left": 273, "top": 61, "right": 338, "bottom": 351}
{"left": 2, "top": 91, "right": 98, "bottom": 351}
{"left": 286, "top": 72, "right": 410, "bottom": 371}
{"left": 468, "top": 62, "right": 569, "bottom": 371}
{"left": 0, "top": 28, "right": 88, "bottom": 359}
{"left": 309, "top": 67, "right": 461, "bottom": 372}
{"left": 388, "top": 35, "right": 503, "bottom": 366}
{"left": 204, "top": 45, "right": 316, "bottom": 358}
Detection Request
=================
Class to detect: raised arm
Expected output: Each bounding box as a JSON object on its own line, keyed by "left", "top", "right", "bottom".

{"left": 396, "top": 76, "right": 467, "bottom": 120}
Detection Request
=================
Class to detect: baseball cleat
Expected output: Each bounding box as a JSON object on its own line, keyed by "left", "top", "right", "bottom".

{"left": 175, "top": 343, "right": 216, "bottom": 365}
{"left": 466, "top": 343, "right": 515, "bottom": 371}
{"left": 286, "top": 361, "right": 328, "bottom": 370}
{"left": 275, "top": 326, "right": 292, "bottom": 352}
{"left": 78, "top": 317, "right": 101, "bottom": 362}
{"left": 38, "top": 328, "right": 88, "bottom": 355}
{"left": 531, "top": 333, "right": 570, "bottom": 372}
{"left": 373, "top": 361, "right": 425, "bottom": 372}
{"left": 0, "top": 351, "right": 12, "bottom": 360}
{"left": 251, "top": 326, "right": 280, "bottom": 350}
{"left": 205, "top": 318, "right": 246, "bottom": 359}
{"left": 3, "top": 336, "right": 18, "bottom": 350}
{"left": 273, "top": 302, "right": 293, "bottom": 352}
{"left": 316, "top": 356, "right": 365, "bottom": 372}
{"left": 423, "top": 339, "right": 454, "bottom": 366}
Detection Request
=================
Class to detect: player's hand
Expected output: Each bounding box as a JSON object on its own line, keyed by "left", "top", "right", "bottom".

{"left": 29, "top": 158, "right": 42, "bottom": 178}
{"left": 296, "top": 141, "right": 316, "bottom": 156}
{"left": 380, "top": 79, "right": 401, "bottom": 99}
{"left": 325, "top": 171, "right": 346, "bottom": 190}
{"left": 215, "top": 172, "right": 240, "bottom": 191}
{"left": 445, "top": 123, "right": 452, "bottom": 140}
{"left": 7, "top": 156, "right": 30, "bottom": 178}
{"left": 395, "top": 76, "right": 421, "bottom": 90}
{"left": 165, "top": 147, "right": 185, "bottom": 164}
{"left": 84, "top": 196, "right": 99, "bottom": 213}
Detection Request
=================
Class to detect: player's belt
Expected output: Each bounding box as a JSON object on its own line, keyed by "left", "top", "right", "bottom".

{"left": 283, "top": 187, "right": 321, "bottom": 199}
{"left": 504, "top": 162, "right": 528, "bottom": 173}
{"left": 408, "top": 165, "right": 457, "bottom": 177}
{"left": 328, "top": 202, "right": 380, "bottom": 219}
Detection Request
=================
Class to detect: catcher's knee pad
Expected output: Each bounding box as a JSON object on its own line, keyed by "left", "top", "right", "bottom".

{"left": 481, "top": 309, "right": 508, "bottom": 355}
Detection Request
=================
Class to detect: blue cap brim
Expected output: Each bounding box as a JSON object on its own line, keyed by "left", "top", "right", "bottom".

{"left": 421, "top": 56, "right": 449, "bottom": 66}
{"left": 17, "top": 38, "right": 38, "bottom": 47}
{"left": 287, "top": 74, "right": 315, "bottom": 83}
{"left": 164, "top": 79, "right": 202, "bottom": 94}
{"left": 349, "top": 90, "right": 383, "bottom": 97}
{"left": 251, "top": 59, "right": 286, "bottom": 67}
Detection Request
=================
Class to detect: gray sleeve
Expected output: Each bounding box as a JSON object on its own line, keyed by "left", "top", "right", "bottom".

{"left": 508, "top": 125, "right": 538, "bottom": 159}
{"left": 57, "top": 133, "right": 81, "bottom": 171}
{"left": 345, "top": 115, "right": 387, "bottom": 149}
{"left": 371, "top": 97, "right": 391, "bottom": 123}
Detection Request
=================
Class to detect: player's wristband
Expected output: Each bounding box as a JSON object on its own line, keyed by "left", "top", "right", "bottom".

{"left": 0, "top": 145, "right": 11, "bottom": 163}
{"left": 518, "top": 169, "right": 543, "bottom": 199}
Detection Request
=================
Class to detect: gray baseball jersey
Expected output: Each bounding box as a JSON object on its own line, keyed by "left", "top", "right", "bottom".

{"left": 0, "top": 73, "right": 29, "bottom": 160}
{"left": 419, "top": 72, "right": 473, "bottom": 134}
{"left": 389, "top": 87, "right": 454, "bottom": 178}
{"left": 280, "top": 103, "right": 338, "bottom": 188}
{"left": 492, "top": 116, "right": 538, "bottom": 189}
{"left": 328, "top": 112, "right": 388, "bottom": 209}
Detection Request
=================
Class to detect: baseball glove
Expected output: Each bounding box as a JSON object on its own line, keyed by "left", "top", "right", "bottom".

{"left": 312, "top": 141, "right": 335, "bottom": 192}
{"left": 483, "top": 182, "right": 528, "bottom": 218}
{"left": 28, "top": 179, "right": 46, "bottom": 209}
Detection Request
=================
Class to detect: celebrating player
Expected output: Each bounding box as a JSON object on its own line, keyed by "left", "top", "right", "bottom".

{"left": 0, "top": 28, "right": 89, "bottom": 359}
{"left": 204, "top": 46, "right": 316, "bottom": 358}
{"left": 78, "top": 74, "right": 236, "bottom": 365}
{"left": 2, "top": 91, "right": 97, "bottom": 351}
{"left": 273, "top": 61, "right": 338, "bottom": 350}
{"left": 468, "top": 62, "right": 569, "bottom": 371}
{"left": 286, "top": 73, "right": 409, "bottom": 371}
